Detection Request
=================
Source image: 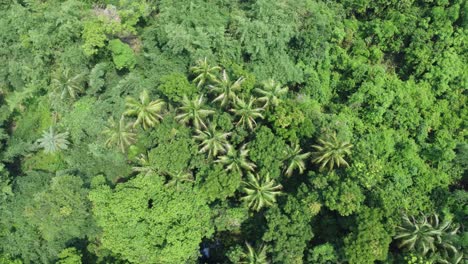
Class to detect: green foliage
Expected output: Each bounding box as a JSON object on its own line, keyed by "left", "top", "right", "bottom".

{"left": 158, "top": 72, "right": 197, "bottom": 102}
{"left": 0, "top": 0, "right": 466, "bottom": 262}
{"left": 57, "top": 248, "right": 82, "bottom": 264}
{"left": 107, "top": 39, "right": 136, "bottom": 70}
{"left": 307, "top": 243, "right": 337, "bottom": 264}
{"left": 344, "top": 208, "right": 392, "bottom": 264}
{"left": 89, "top": 174, "right": 213, "bottom": 264}
{"left": 263, "top": 185, "right": 316, "bottom": 264}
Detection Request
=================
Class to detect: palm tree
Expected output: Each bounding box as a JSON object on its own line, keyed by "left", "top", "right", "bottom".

{"left": 51, "top": 68, "right": 85, "bottom": 100}
{"left": 36, "top": 127, "right": 70, "bottom": 153}
{"left": 241, "top": 173, "right": 282, "bottom": 211}
{"left": 164, "top": 170, "right": 194, "bottom": 191}
{"left": 283, "top": 143, "right": 310, "bottom": 176}
{"left": 176, "top": 95, "right": 214, "bottom": 129}
{"left": 311, "top": 133, "right": 353, "bottom": 170}
{"left": 230, "top": 97, "right": 264, "bottom": 131}
{"left": 208, "top": 70, "right": 244, "bottom": 107}
{"left": 254, "top": 79, "right": 288, "bottom": 107}
{"left": 239, "top": 242, "right": 269, "bottom": 264}
{"left": 194, "top": 124, "right": 231, "bottom": 157}
{"left": 190, "top": 57, "right": 221, "bottom": 87}
{"left": 132, "top": 153, "right": 156, "bottom": 176}
{"left": 124, "top": 89, "right": 165, "bottom": 130}
{"left": 103, "top": 115, "right": 137, "bottom": 153}
{"left": 395, "top": 213, "right": 462, "bottom": 262}
{"left": 216, "top": 145, "right": 256, "bottom": 175}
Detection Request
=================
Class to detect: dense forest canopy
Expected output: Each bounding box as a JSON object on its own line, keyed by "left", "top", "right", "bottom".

{"left": 0, "top": 0, "right": 466, "bottom": 263}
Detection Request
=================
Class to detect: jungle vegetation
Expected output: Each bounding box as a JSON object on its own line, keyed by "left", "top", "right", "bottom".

{"left": 0, "top": 0, "right": 466, "bottom": 263}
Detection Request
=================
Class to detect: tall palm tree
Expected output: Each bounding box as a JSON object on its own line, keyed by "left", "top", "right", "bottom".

{"left": 194, "top": 124, "right": 231, "bottom": 157}
{"left": 164, "top": 170, "right": 194, "bottom": 191}
{"left": 283, "top": 143, "right": 310, "bottom": 176}
{"left": 208, "top": 70, "right": 244, "bottom": 107}
{"left": 311, "top": 133, "right": 353, "bottom": 170}
{"left": 241, "top": 173, "right": 282, "bottom": 211}
{"left": 216, "top": 145, "right": 256, "bottom": 175}
{"left": 51, "top": 68, "right": 85, "bottom": 100}
{"left": 395, "top": 213, "right": 462, "bottom": 262}
{"left": 124, "top": 89, "right": 165, "bottom": 130}
{"left": 36, "top": 127, "right": 70, "bottom": 153}
{"left": 103, "top": 115, "right": 137, "bottom": 153}
{"left": 190, "top": 57, "right": 221, "bottom": 87}
{"left": 230, "top": 97, "right": 264, "bottom": 131}
{"left": 254, "top": 79, "right": 288, "bottom": 107}
{"left": 239, "top": 242, "right": 269, "bottom": 264}
{"left": 176, "top": 95, "right": 214, "bottom": 129}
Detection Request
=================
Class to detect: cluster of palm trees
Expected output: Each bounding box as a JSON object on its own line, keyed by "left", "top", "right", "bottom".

{"left": 98, "top": 58, "right": 354, "bottom": 211}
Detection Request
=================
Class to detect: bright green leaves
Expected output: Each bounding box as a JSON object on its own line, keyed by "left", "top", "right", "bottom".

{"left": 89, "top": 174, "right": 213, "bottom": 264}
{"left": 208, "top": 70, "right": 244, "bottom": 107}
{"left": 344, "top": 208, "right": 391, "bottom": 264}
{"left": 108, "top": 39, "right": 136, "bottom": 70}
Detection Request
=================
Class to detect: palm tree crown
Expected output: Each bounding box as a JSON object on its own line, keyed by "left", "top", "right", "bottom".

{"left": 51, "top": 68, "right": 85, "bottom": 100}
{"left": 208, "top": 70, "right": 244, "bottom": 107}
{"left": 216, "top": 144, "right": 256, "bottom": 175}
{"left": 241, "top": 172, "right": 282, "bottom": 211}
{"left": 395, "top": 213, "right": 462, "bottom": 262}
{"left": 103, "top": 115, "right": 137, "bottom": 153}
{"left": 36, "top": 127, "right": 70, "bottom": 153}
{"left": 255, "top": 79, "right": 288, "bottom": 107}
{"left": 239, "top": 242, "right": 269, "bottom": 264}
{"left": 124, "top": 89, "right": 165, "bottom": 130}
{"left": 190, "top": 57, "right": 221, "bottom": 87}
{"left": 283, "top": 143, "right": 310, "bottom": 176}
{"left": 194, "top": 124, "right": 231, "bottom": 157}
{"left": 176, "top": 95, "right": 215, "bottom": 129}
{"left": 230, "top": 97, "right": 264, "bottom": 131}
{"left": 164, "top": 170, "right": 194, "bottom": 191}
{"left": 311, "top": 133, "right": 353, "bottom": 170}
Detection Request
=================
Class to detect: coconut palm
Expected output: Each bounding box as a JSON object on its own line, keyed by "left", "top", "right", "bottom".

{"left": 395, "top": 213, "right": 462, "bottom": 261}
{"left": 230, "top": 97, "right": 264, "bottom": 131}
{"left": 164, "top": 170, "right": 194, "bottom": 191}
{"left": 283, "top": 143, "right": 310, "bottom": 176}
{"left": 176, "top": 95, "right": 215, "bottom": 129}
{"left": 132, "top": 154, "right": 157, "bottom": 176}
{"left": 239, "top": 242, "right": 269, "bottom": 264}
{"left": 241, "top": 172, "right": 282, "bottom": 211}
{"left": 190, "top": 57, "right": 221, "bottom": 87}
{"left": 216, "top": 145, "right": 256, "bottom": 175}
{"left": 103, "top": 115, "right": 137, "bottom": 153}
{"left": 254, "top": 79, "right": 288, "bottom": 107}
{"left": 208, "top": 70, "right": 244, "bottom": 107}
{"left": 311, "top": 133, "right": 353, "bottom": 170}
{"left": 194, "top": 124, "right": 231, "bottom": 157}
{"left": 36, "top": 127, "right": 70, "bottom": 153}
{"left": 51, "top": 68, "right": 85, "bottom": 100}
{"left": 124, "top": 89, "right": 165, "bottom": 130}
